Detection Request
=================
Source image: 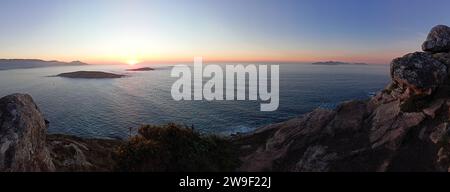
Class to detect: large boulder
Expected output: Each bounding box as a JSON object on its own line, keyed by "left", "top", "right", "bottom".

{"left": 391, "top": 52, "right": 447, "bottom": 95}
{"left": 422, "top": 25, "right": 450, "bottom": 53}
{"left": 0, "top": 94, "right": 55, "bottom": 171}
{"left": 433, "top": 52, "right": 450, "bottom": 72}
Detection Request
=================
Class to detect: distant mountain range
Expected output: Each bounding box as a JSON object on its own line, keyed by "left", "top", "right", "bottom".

{"left": 312, "top": 61, "right": 369, "bottom": 65}
{"left": 0, "top": 59, "right": 88, "bottom": 70}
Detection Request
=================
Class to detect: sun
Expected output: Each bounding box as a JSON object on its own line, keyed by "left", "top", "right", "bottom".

{"left": 127, "top": 59, "right": 139, "bottom": 66}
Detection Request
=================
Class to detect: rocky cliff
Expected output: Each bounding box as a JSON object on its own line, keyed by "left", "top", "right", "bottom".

{"left": 0, "top": 94, "right": 55, "bottom": 171}
{"left": 1, "top": 25, "right": 450, "bottom": 172}
{"left": 0, "top": 94, "right": 121, "bottom": 172}
{"left": 234, "top": 24, "right": 450, "bottom": 172}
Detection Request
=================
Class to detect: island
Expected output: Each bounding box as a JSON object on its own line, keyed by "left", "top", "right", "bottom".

{"left": 312, "top": 61, "right": 369, "bottom": 65}
{"left": 126, "top": 67, "right": 155, "bottom": 71}
{"left": 56, "top": 71, "right": 126, "bottom": 79}
{"left": 0, "top": 59, "right": 88, "bottom": 70}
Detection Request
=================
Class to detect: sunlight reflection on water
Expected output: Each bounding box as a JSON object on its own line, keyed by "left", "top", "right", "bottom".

{"left": 0, "top": 63, "right": 389, "bottom": 139}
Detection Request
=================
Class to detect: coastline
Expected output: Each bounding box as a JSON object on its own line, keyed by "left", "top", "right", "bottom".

{"left": 1, "top": 25, "right": 450, "bottom": 172}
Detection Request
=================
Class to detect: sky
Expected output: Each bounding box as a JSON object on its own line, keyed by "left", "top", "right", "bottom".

{"left": 1, "top": 0, "right": 450, "bottom": 64}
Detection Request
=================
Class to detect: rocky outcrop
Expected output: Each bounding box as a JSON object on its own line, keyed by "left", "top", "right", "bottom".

{"left": 0, "top": 93, "right": 122, "bottom": 172}
{"left": 422, "top": 25, "right": 450, "bottom": 53}
{"left": 47, "top": 134, "right": 121, "bottom": 172}
{"left": 0, "top": 94, "right": 55, "bottom": 171}
{"left": 235, "top": 24, "right": 450, "bottom": 172}
{"left": 391, "top": 52, "right": 447, "bottom": 95}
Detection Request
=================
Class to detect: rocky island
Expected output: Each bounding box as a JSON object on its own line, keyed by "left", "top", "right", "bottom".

{"left": 56, "top": 71, "right": 126, "bottom": 79}
{"left": 1, "top": 25, "right": 450, "bottom": 172}
{"left": 126, "top": 67, "right": 155, "bottom": 71}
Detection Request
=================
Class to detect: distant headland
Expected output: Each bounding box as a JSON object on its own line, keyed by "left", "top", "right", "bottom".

{"left": 312, "top": 61, "right": 369, "bottom": 65}
{"left": 0, "top": 59, "right": 88, "bottom": 70}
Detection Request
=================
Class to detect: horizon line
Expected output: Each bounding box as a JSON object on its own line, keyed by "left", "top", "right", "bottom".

{"left": 0, "top": 58, "right": 390, "bottom": 65}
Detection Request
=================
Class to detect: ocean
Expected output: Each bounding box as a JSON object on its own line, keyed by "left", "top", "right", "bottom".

{"left": 0, "top": 63, "right": 389, "bottom": 139}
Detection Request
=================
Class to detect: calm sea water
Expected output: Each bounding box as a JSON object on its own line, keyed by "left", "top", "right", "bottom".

{"left": 0, "top": 63, "right": 389, "bottom": 139}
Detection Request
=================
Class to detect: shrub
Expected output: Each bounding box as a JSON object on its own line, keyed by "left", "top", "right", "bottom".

{"left": 114, "top": 123, "right": 239, "bottom": 172}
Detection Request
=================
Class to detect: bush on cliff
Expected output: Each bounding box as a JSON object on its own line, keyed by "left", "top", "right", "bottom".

{"left": 114, "top": 123, "right": 239, "bottom": 171}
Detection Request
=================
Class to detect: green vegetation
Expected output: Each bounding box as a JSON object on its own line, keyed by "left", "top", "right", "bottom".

{"left": 114, "top": 123, "right": 240, "bottom": 172}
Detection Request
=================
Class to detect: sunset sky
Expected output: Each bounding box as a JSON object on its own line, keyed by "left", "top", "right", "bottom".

{"left": 1, "top": 0, "right": 450, "bottom": 64}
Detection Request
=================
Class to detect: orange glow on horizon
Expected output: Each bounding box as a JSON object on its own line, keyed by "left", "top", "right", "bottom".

{"left": 8, "top": 50, "right": 404, "bottom": 65}
{"left": 126, "top": 59, "right": 139, "bottom": 66}
{"left": 46, "top": 56, "right": 393, "bottom": 65}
